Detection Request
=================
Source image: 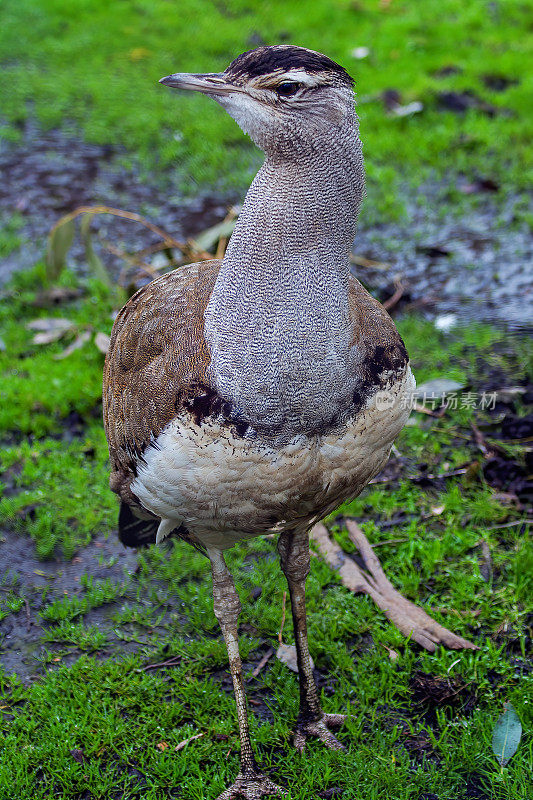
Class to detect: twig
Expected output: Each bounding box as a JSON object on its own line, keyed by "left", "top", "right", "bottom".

{"left": 251, "top": 648, "right": 275, "bottom": 678}
{"left": 136, "top": 655, "right": 182, "bottom": 672}
{"left": 278, "top": 591, "right": 287, "bottom": 645}
{"left": 485, "top": 519, "right": 529, "bottom": 532}
{"left": 24, "top": 599, "right": 31, "bottom": 631}
{"left": 310, "top": 522, "right": 478, "bottom": 653}
{"left": 479, "top": 540, "right": 493, "bottom": 583}
{"left": 422, "top": 467, "right": 468, "bottom": 480}
{"left": 215, "top": 237, "right": 228, "bottom": 260}
{"left": 413, "top": 402, "right": 447, "bottom": 418}
{"left": 175, "top": 732, "right": 204, "bottom": 751}
{"left": 383, "top": 280, "right": 404, "bottom": 312}
{"left": 50, "top": 205, "right": 186, "bottom": 250}
{"left": 369, "top": 466, "right": 468, "bottom": 485}
{"left": 100, "top": 240, "right": 156, "bottom": 276}
{"left": 371, "top": 537, "right": 409, "bottom": 548}
{"left": 350, "top": 253, "right": 391, "bottom": 270}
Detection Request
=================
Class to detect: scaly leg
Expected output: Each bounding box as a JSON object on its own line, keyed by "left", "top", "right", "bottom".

{"left": 208, "top": 548, "right": 286, "bottom": 800}
{"left": 277, "top": 530, "right": 346, "bottom": 753}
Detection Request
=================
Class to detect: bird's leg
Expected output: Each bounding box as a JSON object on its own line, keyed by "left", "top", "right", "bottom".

{"left": 208, "top": 548, "right": 286, "bottom": 800}
{"left": 277, "top": 530, "right": 346, "bottom": 753}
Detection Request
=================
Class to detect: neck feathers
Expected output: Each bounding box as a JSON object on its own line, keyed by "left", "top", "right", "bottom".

{"left": 204, "top": 110, "right": 365, "bottom": 437}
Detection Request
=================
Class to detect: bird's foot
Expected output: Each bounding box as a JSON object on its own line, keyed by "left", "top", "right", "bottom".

{"left": 216, "top": 770, "right": 287, "bottom": 800}
{"left": 293, "top": 712, "right": 346, "bottom": 754}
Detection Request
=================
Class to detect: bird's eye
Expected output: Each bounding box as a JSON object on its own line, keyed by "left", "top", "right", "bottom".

{"left": 276, "top": 81, "right": 301, "bottom": 98}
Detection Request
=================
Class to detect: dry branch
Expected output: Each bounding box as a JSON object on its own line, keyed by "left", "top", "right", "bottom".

{"left": 310, "top": 522, "right": 479, "bottom": 653}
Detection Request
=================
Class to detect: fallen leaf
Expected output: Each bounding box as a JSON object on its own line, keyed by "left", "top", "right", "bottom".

{"left": 27, "top": 318, "right": 74, "bottom": 345}
{"left": 174, "top": 732, "right": 204, "bottom": 751}
{"left": 391, "top": 101, "right": 423, "bottom": 117}
{"left": 80, "top": 214, "right": 112, "bottom": 287}
{"left": 430, "top": 505, "right": 445, "bottom": 515}
{"left": 351, "top": 46, "right": 370, "bottom": 59}
{"left": 54, "top": 330, "right": 91, "bottom": 360}
{"left": 276, "top": 643, "right": 314, "bottom": 673}
{"left": 415, "top": 379, "right": 465, "bottom": 400}
{"left": 46, "top": 218, "right": 75, "bottom": 280}
{"left": 95, "top": 332, "right": 111, "bottom": 354}
{"left": 70, "top": 748, "right": 85, "bottom": 763}
{"left": 492, "top": 702, "right": 522, "bottom": 766}
{"left": 156, "top": 741, "right": 169, "bottom": 751}
{"left": 192, "top": 218, "right": 238, "bottom": 253}
{"left": 32, "top": 330, "right": 70, "bottom": 345}
{"left": 380, "top": 643, "right": 399, "bottom": 661}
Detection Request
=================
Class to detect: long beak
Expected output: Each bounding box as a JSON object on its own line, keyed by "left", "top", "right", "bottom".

{"left": 159, "top": 72, "right": 238, "bottom": 95}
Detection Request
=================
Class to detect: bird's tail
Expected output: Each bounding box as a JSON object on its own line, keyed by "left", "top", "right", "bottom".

{"left": 117, "top": 502, "right": 207, "bottom": 556}
{"left": 118, "top": 502, "right": 159, "bottom": 547}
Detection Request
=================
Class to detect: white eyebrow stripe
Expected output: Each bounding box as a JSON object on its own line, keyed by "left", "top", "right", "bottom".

{"left": 279, "top": 69, "right": 321, "bottom": 87}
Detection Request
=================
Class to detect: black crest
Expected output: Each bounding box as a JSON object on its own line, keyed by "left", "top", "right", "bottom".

{"left": 225, "top": 45, "right": 354, "bottom": 87}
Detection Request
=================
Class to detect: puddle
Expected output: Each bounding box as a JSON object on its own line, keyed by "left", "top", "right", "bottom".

{"left": 1, "top": 122, "right": 532, "bottom": 330}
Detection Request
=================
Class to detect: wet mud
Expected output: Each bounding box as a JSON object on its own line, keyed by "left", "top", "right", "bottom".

{"left": 0, "top": 121, "right": 237, "bottom": 286}
{"left": 0, "top": 528, "right": 138, "bottom": 680}
{"left": 1, "top": 122, "right": 532, "bottom": 330}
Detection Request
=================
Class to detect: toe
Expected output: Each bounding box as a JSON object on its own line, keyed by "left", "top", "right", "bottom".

{"left": 323, "top": 712, "right": 346, "bottom": 729}
{"left": 216, "top": 773, "right": 287, "bottom": 799}
{"left": 315, "top": 721, "right": 346, "bottom": 751}
{"left": 293, "top": 713, "right": 347, "bottom": 753}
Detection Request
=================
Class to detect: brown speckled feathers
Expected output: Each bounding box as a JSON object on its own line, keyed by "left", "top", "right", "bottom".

{"left": 103, "top": 259, "right": 221, "bottom": 503}
{"left": 103, "top": 259, "right": 407, "bottom": 513}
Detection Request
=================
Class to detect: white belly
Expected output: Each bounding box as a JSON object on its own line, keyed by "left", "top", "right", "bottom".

{"left": 132, "top": 368, "right": 415, "bottom": 550}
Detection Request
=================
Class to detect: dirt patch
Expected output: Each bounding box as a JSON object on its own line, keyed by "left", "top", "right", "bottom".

{"left": 0, "top": 120, "right": 236, "bottom": 286}
{"left": 353, "top": 181, "right": 532, "bottom": 331}
{"left": 0, "top": 528, "right": 138, "bottom": 680}
{"left": 409, "top": 671, "right": 478, "bottom": 724}
{"left": 1, "top": 122, "right": 532, "bottom": 330}
{"left": 462, "top": 773, "right": 491, "bottom": 800}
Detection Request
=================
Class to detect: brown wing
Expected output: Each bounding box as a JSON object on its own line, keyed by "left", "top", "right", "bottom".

{"left": 348, "top": 276, "right": 409, "bottom": 399}
{"left": 102, "top": 259, "right": 222, "bottom": 504}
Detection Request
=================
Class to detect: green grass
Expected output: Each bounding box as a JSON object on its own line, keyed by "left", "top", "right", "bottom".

{"left": 0, "top": 4, "right": 531, "bottom": 795}
{"left": 0, "top": 266, "right": 531, "bottom": 798}
{"left": 1, "top": 0, "right": 532, "bottom": 208}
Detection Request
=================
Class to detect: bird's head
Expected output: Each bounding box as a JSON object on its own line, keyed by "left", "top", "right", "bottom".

{"left": 160, "top": 45, "right": 357, "bottom": 159}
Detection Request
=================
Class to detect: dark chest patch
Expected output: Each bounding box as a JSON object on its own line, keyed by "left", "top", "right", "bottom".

{"left": 363, "top": 341, "right": 409, "bottom": 385}
{"left": 183, "top": 385, "right": 252, "bottom": 438}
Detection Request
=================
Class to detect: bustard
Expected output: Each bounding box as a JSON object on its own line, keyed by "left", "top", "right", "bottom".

{"left": 103, "top": 45, "right": 464, "bottom": 799}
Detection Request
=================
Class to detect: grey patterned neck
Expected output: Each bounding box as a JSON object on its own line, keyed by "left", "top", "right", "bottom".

{"left": 204, "top": 107, "right": 365, "bottom": 437}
